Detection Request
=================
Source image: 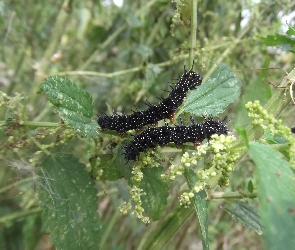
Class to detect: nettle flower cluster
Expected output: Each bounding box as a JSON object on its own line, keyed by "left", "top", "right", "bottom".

{"left": 178, "top": 134, "right": 238, "bottom": 207}
{"left": 119, "top": 134, "right": 238, "bottom": 221}
{"left": 245, "top": 100, "right": 295, "bottom": 168}
{"left": 119, "top": 154, "right": 159, "bottom": 224}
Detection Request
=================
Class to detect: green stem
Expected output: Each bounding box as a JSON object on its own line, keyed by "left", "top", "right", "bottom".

{"left": 57, "top": 56, "right": 189, "bottom": 78}
{"left": 0, "top": 177, "right": 35, "bottom": 195}
{"left": 7, "top": 51, "right": 26, "bottom": 96}
{"left": 202, "top": 13, "right": 257, "bottom": 82}
{"left": 207, "top": 191, "right": 257, "bottom": 200}
{"left": 99, "top": 208, "right": 121, "bottom": 248}
{"left": 77, "top": 0, "right": 159, "bottom": 74}
{"left": 57, "top": 39, "right": 247, "bottom": 78}
{"left": 80, "top": 25, "right": 127, "bottom": 73}
{"left": 31, "top": 0, "right": 74, "bottom": 100}
{"left": 0, "top": 207, "right": 42, "bottom": 226}
{"left": 20, "top": 121, "right": 59, "bottom": 127}
{"left": 0, "top": 121, "right": 59, "bottom": 128}
{"left": 33, "top": 104, "right": 57, "bottom": 122}
{"left": 189, "top": 0, "right": 198, "bottom": 68}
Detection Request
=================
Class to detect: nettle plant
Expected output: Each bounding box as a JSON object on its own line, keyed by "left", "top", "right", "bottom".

{"left": 2, "top": 62, "right": 295, "bottom": 249}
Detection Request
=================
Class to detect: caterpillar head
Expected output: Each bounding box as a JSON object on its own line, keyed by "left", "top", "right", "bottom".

{"left": 204, "top": 117, "right": 229, "bottom": 137}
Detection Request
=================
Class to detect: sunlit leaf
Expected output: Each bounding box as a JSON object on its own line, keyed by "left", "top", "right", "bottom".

{"left": 184, "top": 63, "right": 242, "bottom": 116}
{"left": 38, "top": 76, "right": 98, "bottom": 138}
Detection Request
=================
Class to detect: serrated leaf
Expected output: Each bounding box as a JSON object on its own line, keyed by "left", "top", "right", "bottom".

{"left": 223, "top": 200, "right": 263, "bottom": 234}
{"left": 38, "top": 153, "right": 101, "bottom": 250}
{"left": 140, "top": 167, "right": 169, "bottom": 220}
{"left": 38, "top": 77, "right": 93, "bottom": 117}
{"left": 248, "top": 142, "right": 295, "bottom": 249}
{"left": 185, "top": 168, "right": 209, "bottom": 250}
{"left": 183, "top": 63, "right": 242, "bottom": 116}
{"left": 38, "top": 76, "right": 99, "bottom": 138}
{"left": 90, "top": 154, "right": 122, "bottom": 181}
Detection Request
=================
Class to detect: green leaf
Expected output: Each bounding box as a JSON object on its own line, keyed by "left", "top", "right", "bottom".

{"left": 23, "top": 214, "right": 42, "bottom": 250}
{"left": 185, "top": 168, "right": 209, "bottom": 250}
{"left": 263, "top": 131, "right": 289, "bottom": 158}
{"left": 260, "top": 34, "right": 294, "bottom": 46}
{"left": 90, "top": 154, "right": 122, "bottom": 181}
{"left": 247, "top": 180, "right": 254, "bottom": 193}
{"left": 248, "top": 142, "right": 295, "bottom": 249}
{"left": 264, "top": 130, "right": 288, "bottom": 144}
{"left": 140, "top": 167, "right": 169, "bottom": 220}
{"left": 116, "top": 145, "right": 133, "bottom": 181}
{"left": 223, "top": 200, "right": 263, "bottom": 234}
{"left": 183, "top": 63, "right": 242, "bottom": 116}
{"left": 260, "top": 34, "right": 295, "bottom": 50}
{"left": 286, "top": 25, "right": 295, "bottom": 36}
{"left": 260, "top": 34, "right": 295, "bottom": 52}
{"left": 38, "top": 153, "right": 101, "bottom": 250}
{"left": 138, "top": 204, "right": 194, "bottom": 250}
{"left": 38, "top": 76, "right": 99, "bottom": 138}
{"left": 235, "top": 126, "right": 249, "bottom": 146}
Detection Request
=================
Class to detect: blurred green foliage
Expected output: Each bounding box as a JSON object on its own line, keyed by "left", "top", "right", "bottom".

{"left": 0, "top": 0, "right": 295, "bottom": 249}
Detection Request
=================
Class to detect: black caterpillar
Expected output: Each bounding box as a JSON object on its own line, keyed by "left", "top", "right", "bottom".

{"left": 98, "top": 67, "right": 203, "bottom": 133}
{"left": 123, "top": 116, "right": 229, "bottom": 161}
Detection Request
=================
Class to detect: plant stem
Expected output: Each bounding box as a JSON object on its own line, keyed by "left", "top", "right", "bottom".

{"left": 33, "top": 104, "right": 58, "bottom": 122}
{"left": 0, "top": 177, "right": 35, "bottom": 195}
{"left": 207, "top": 191, "right": 257, "bottom": 200}
{"left": 31, "top": 0, "right": 74, "bottom": 100}
{"left": 0, "top": 121, "right": 59, "bottom": 128}
{"left": 189, "top": 0, "right": 198, "bottom": 68}
{"left": 202, "top": 11, "right": 257, "bottom": 82}
{"left": 185, "top": 0, "right": 201, "bottom": 191}
{"left": 76, "top": 0, "right": 159, "bottom": 74}
{"left": 20, "top": 121, "right": 59, "bottom": 127}
{"left": 0, "top": 207, "right": 42, "bottom": 226}
{"left": 57, "top": 56, "right": 189, "bottom": 78}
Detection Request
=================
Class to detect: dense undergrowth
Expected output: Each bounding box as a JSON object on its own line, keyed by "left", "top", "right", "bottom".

{"left": 0, "top": 1, "right": 295, "bottom": 249}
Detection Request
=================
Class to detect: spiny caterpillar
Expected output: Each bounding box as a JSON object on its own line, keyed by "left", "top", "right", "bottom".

{"left": 97, "top": 67, "right": 202, "bottom": 133}
{"left": 123, "top": 116, "right": 229, "bottom": 161}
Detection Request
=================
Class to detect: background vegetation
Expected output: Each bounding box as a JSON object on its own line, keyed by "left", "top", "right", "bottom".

{"left": 0, "top": 0, "right": 295, "bottom": 249}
